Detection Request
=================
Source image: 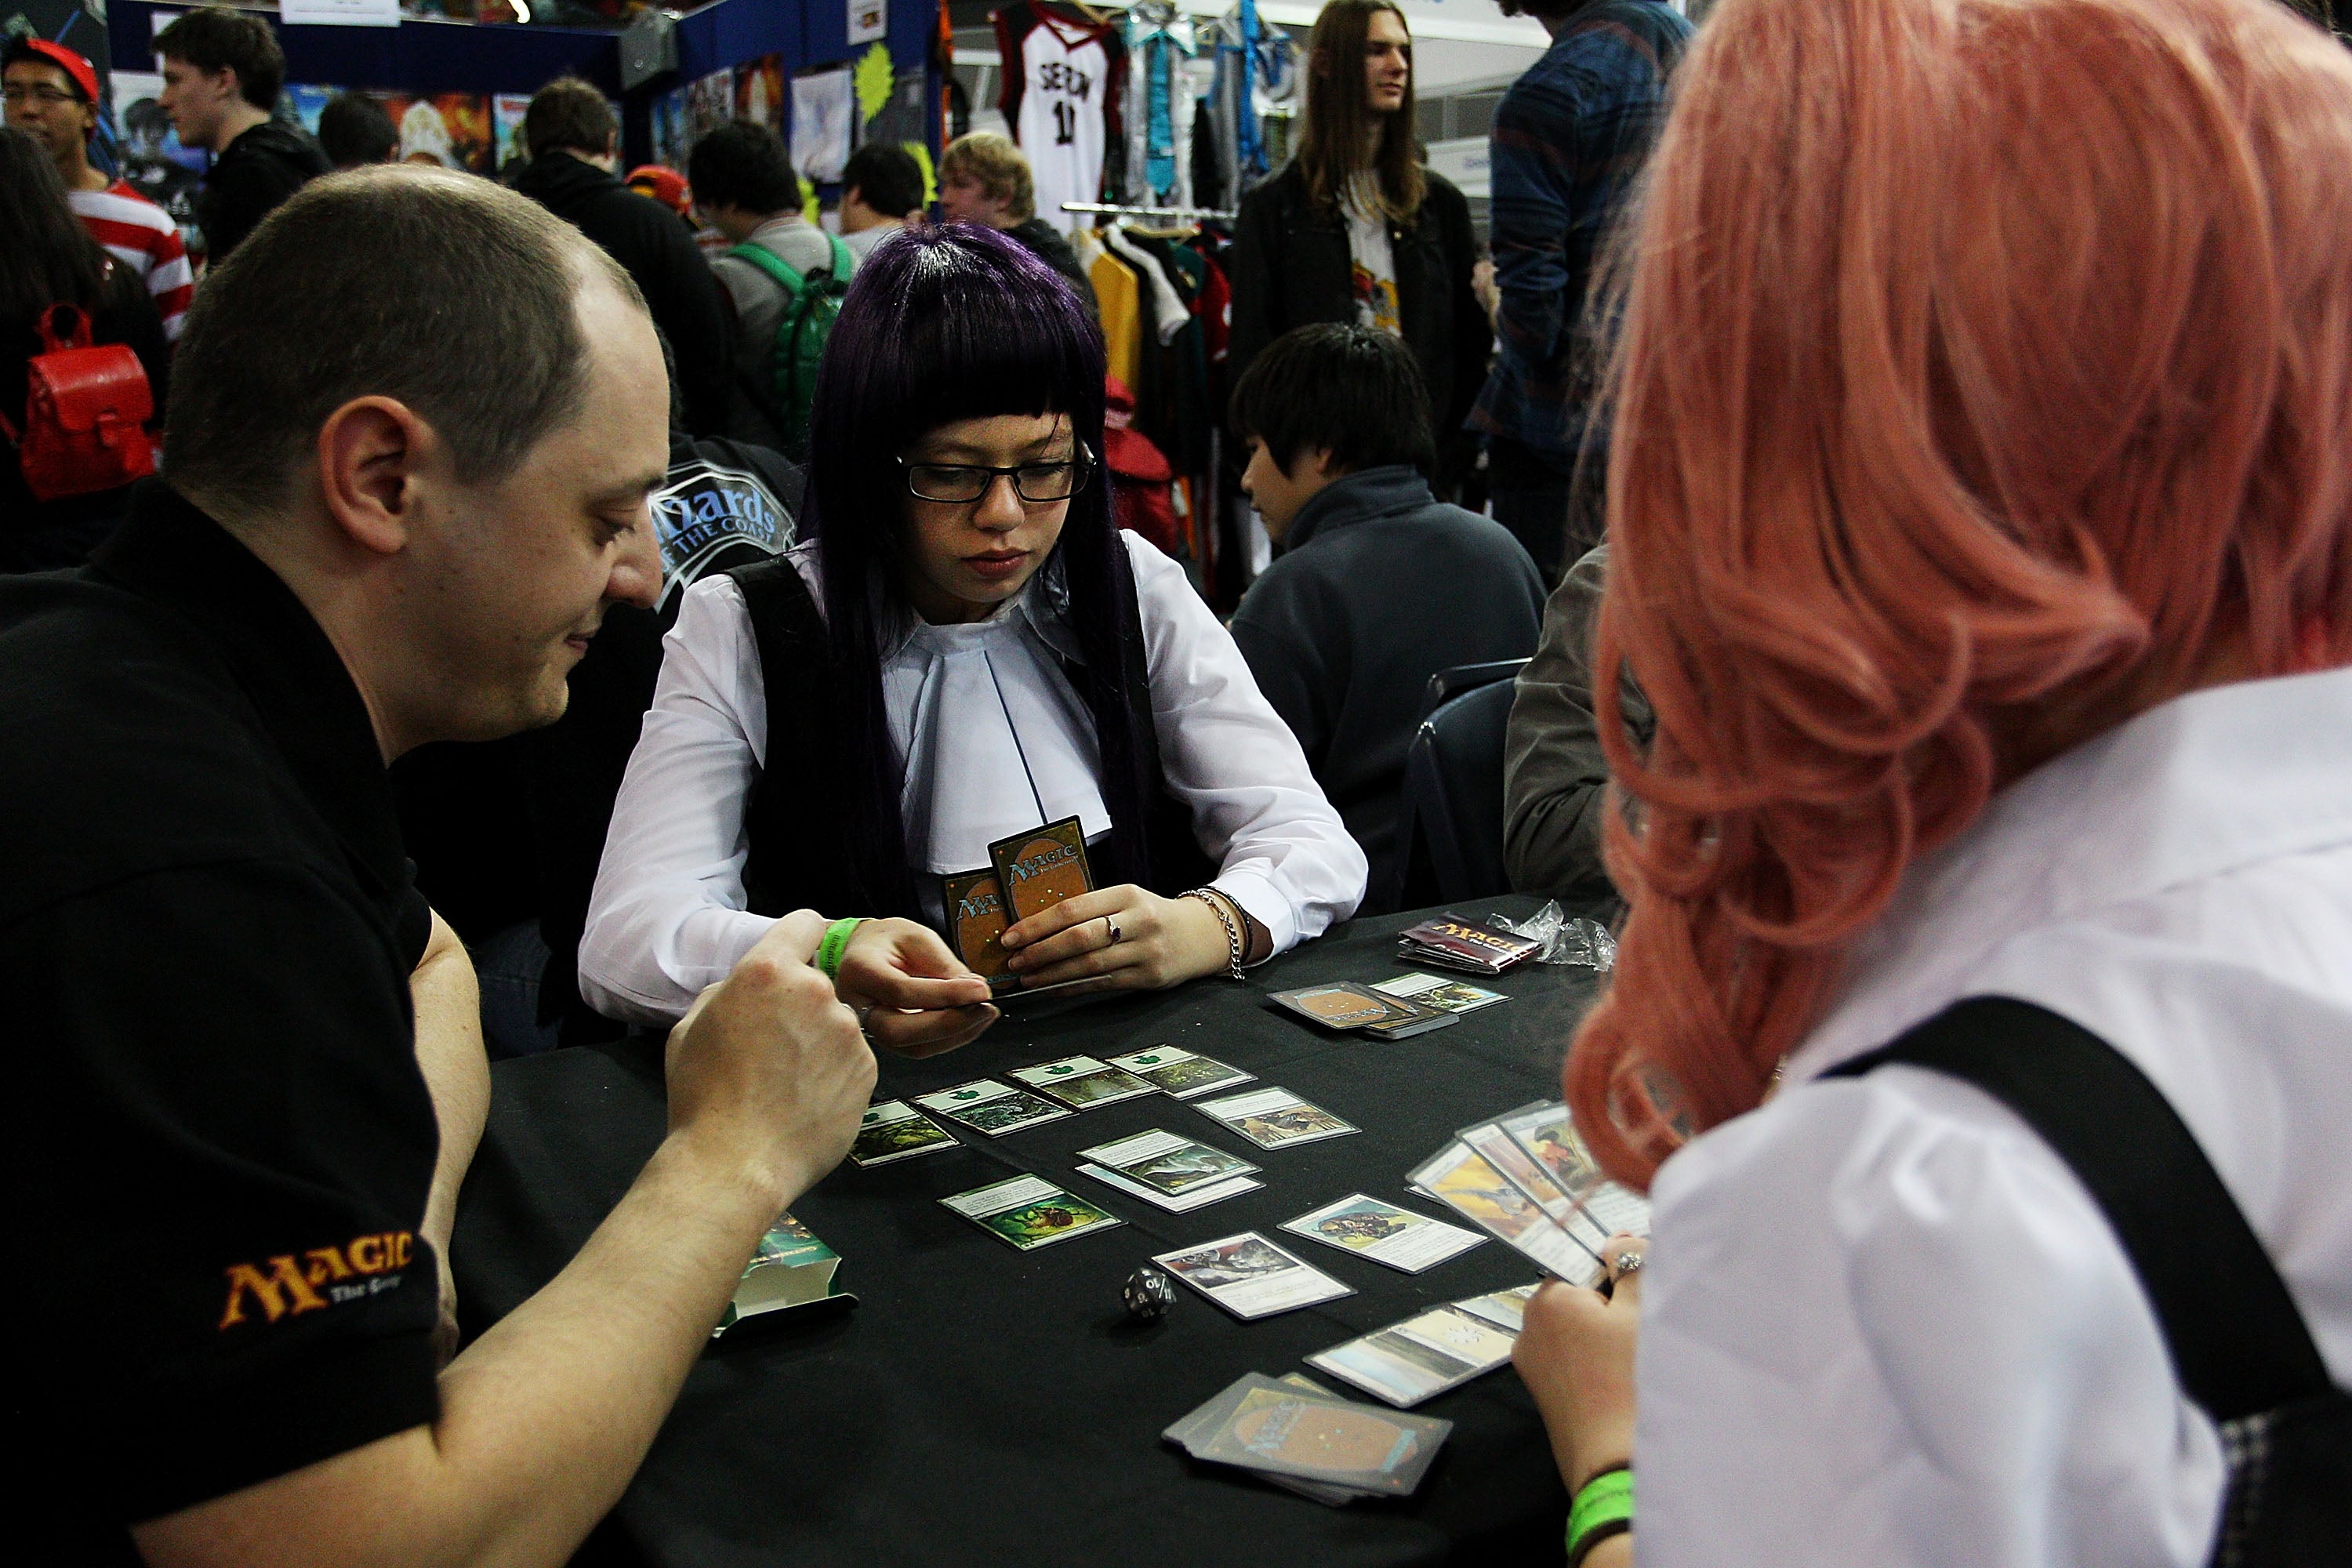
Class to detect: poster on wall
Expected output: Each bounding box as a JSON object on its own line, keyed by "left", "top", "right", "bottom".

{"left": 284, "top": 83, "right": 338, "bottom": 138}
{"left": 491, "top": 93, "right": 533, "bottom": 175}
{"left": 790, "top": 64, "right": 854, "bottom": 186}
{"left": 648, "top": 85, "right": 690, "bottom": 170}
{"left": 381, "top": 92, "right": 493, "bottom": 172}
{"left": 109, "top": 69, "right": 207, "bottom": 250}
{"left": 685, "top": 66, "right": 733, "bottom": 148}
{"left": 848, "top": 0, "right": 887, "bottom": 45}
{"left": 734, "top": 53, "right": 782, "bottom": 134}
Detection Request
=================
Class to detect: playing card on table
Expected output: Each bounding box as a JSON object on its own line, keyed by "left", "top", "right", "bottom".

{"left": 1164, "top": 1373, "right": 1363, "bottom": 1505}
{"left": 848, "top": 1101, "right": 960, "bottom": 1167}
{"left": 1267, "top": 981, "right": 1424, "bottom": 1032}
{"left": 1010, "top": 1054, "right": 1159, "bottom": 1109}
{"left": 1279, "top": 1193, "right": 1484, "bottom": 1273}
{"left": 913, "top": 1079, "right": 1071, "bottom": 1137}
{"left": 1373, "top": 971, "right": 1508, "bottom": 1014}
{"left": 1152, "top": 1232, "right": 1354, "bottom": 1319}
{"left": 1182, "top": 1374, "right": 1452, "bottom": 1496}
{"left": 1077, "top": 1128, "right": 1260, "bottom": 1194}
{"left": 1109, "top": 1046, "right": 1255, "bottom": 1099}
{"left": 1307, "top": 1305, "right": 1519, "bottom": 1409}
{"left": 938, "top": 1173, "right": 1121, "bottom": 1251}
{"left": 1196, "top": 1087, "right": 1359, "bottom": 1150}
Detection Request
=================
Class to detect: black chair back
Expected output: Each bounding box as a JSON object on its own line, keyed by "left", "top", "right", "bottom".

{"left": 1386, "top": 659, "right": 1528, "bottom": 910}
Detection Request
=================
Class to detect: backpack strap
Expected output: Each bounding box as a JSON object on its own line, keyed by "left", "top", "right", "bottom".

{"left": 822, "top": 231, "right": 853, "bottom": 280}
{"left": 1826, "top": 996, "right": 2332, "bottom": 1422}
{"left": 726, "top": 240, "right": 811, "bottom": 299}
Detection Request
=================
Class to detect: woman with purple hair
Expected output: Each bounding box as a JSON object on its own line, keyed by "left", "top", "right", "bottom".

{"left": 579, "top": 223, "right": 1366, "bottom": 1027}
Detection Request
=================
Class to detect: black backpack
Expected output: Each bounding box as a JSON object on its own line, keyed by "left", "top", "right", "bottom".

{"left": 1829, "top": 996, "right": 2352, "bottom": 1566}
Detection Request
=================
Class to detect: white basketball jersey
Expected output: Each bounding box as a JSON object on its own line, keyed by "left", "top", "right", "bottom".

{"left": 1016, "top": 13, "right": 1109, "bottom": 234}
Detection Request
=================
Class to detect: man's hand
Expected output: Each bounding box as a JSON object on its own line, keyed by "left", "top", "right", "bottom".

{"left": 832, "top": 918, "right": 997, "bottom": 1058}
{"left": 663, "top": 910, "right": 877, "bottom": 1207}
{"left": 1514, "top": 1234, "right": 1645, "bottom": 1494}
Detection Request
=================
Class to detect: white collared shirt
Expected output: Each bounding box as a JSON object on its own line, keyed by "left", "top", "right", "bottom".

{"left": 1633, "top": 666, "right": 2352, "bottom": 1567}
{"left": 579, "top": 532, "right": 1367, "bottom": 1024}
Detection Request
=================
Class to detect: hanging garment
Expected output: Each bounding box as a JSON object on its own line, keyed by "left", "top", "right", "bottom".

{"left": 1104, "top": 374, "right": 1180, "bottom": 555}
{"left": 1105, "top": 224, "right": 1189, "bottom": 345}
{"left": 1087, "top": 239, "right": 1146, "bottom": 392}
{"left": 995, "top": 2, "right": 1128, "bottom": 232}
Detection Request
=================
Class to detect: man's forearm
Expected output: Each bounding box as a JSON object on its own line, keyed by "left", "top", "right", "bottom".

{"left": 134, "top": 1126, "right": 791, "bottom": 1568}
{"left": 411, "top": 912, "right": 490, "bottom": 1260}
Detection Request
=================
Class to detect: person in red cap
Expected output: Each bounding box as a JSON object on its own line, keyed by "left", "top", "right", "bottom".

{"left": 625, "top": 162, "right": 692, "bottom": 221}
{"left": 3, "top": 38, "right": 193, "bottom": 342}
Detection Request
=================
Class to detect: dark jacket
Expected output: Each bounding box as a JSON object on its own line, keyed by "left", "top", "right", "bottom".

{"left": 1229, "top": 164, "right": 1492, "bottom": 461}
{"left": 197, "top": 119, "right": 329, "bottom": 263}
{"left": 2, "top": 259, "right": 170, "bottom": 571}
{"left": 1229, "top": 466, "right": 1544, "bottom": 909}
{"left": 1501, "top": 540, "right": 1654, "bottom": 898}
{"left": 1006, "top": 216, "right": 1101, "bottom": 317}
{"left": 511, "top": 151, "right": 735, "bottom": 438}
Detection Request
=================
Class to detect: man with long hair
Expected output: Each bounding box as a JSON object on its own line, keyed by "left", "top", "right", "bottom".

{"left": 1229, "top": 0, "right": 1488, "bottom": 493}
{"left": 1512, "top": 1, "right": 2352, "bottom": 1563}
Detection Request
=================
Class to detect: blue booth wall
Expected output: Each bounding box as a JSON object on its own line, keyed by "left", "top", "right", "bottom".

{"left": 109, "top": 0, "right": 939, "bottom": 173}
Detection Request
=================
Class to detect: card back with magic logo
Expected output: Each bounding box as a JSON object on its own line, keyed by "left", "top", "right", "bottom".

{"left": 989, "top": 816, "right": 1096, "bottom": 924}
{"left": 942, "top": 870, "right": 1016, "bottom": 993}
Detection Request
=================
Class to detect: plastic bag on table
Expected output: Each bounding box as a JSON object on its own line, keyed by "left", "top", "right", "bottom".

{"left": 1486, "top": 902, "right": 1617, "bottom": 972}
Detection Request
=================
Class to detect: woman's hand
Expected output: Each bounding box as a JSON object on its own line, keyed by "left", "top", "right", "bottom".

{"left": 1515, "top": 1235, "right": 1646, "bottom": 1495}
{"left": 833, "top": 917, "right": 999, "bottom": 1058}
{"left": 998, "top": 884, "right": 1231, "bottom": 993}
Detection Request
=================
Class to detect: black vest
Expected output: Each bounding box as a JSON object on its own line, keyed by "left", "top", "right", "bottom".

{"left": 728, "top": 548, "right": 1214, "bottom": 926}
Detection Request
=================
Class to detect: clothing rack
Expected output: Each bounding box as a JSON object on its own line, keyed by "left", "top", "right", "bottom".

{"left": 1063, "top": 201, "right": 1240, "bottom": 221}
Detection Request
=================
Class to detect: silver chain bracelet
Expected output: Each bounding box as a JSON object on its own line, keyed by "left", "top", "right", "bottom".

{"left": 1181, "top": 888, "right": 1246, "bottom": 980}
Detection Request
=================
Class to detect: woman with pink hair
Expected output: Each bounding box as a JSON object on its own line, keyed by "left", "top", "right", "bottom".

{"left": 1518, "top": 0, "right": 2352, "bottom": 1563}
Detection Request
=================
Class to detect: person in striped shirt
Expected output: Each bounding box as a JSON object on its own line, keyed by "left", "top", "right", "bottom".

{"left": 3, "top": 38, "right": 194, "bottom": 342}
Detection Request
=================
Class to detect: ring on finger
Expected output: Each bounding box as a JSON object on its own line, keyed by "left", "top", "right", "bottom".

{"left": 1613, "top": 1250, "right": 1644, "bottom": 1276}
{"left": 854, "top": 1002, "right": 875, "bottom": 1036}
{"left": 1105, "top": 916, "right": 1123, "bottom": 946}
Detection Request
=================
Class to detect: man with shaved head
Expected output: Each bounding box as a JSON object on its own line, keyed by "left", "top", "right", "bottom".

{"left": 0, "top": 167, "right": 992, "bottom": 1566}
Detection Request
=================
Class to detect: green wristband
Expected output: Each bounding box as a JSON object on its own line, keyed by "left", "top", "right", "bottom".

{"left": 1566, "top": 1465, "right": 1633, "bottom": 1566}
{"left": 815, "top": 917, "right": 866, "bottom": 982}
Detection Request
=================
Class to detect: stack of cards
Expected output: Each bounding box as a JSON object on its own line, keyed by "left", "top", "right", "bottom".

{"left": 1279, "top": 1194, "right": 1485, "bottom": 1273}
{"left": 1396, "top": 916, "right": 1542, "bottom": 975}
{"left": 848, "top": 1102, "right": 960, "bottom": 1167}
{"left": 1306, "top": 1287, "right": 1538, "bottom": 1407}
{"left": 914, "top": 1079, "right": 1070, "bottom": 1137}
{"left": 1108, "top": 1047, "right": 1254, "bottom": 1098}
{"left": 938, "top": 1173, "right": 1123, "bottom": 1250}
{"left": 1152, "top": 1232, "right": 1354, "bottom": 1319}
{"left": 1011, "top": 1055, "right": 1158, "bottom": 1109}
{"left": 1371, "top": 971, "right": 1508, "bottom": 1014}
{"left": 1164, "top": 1374, "right": 1452, "bottom": 1504}
{"left": 1196, "top": 1086, "right": 1359, "bottom": 1149}
{"left": 1408, "top": 1102, "right": 1652, "bottom": 1286}
{"left": 1076, "top": 1129, "right": 1263, "bottom": 1211}
{"left": 1268, "top": 982, "right": 1457, "bottom": 1040}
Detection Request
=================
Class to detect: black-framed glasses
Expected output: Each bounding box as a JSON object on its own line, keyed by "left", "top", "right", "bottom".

{"left": 3, "top": 85, "right": 82, "bottom": 107}
{"left": 895, "top": 445, "right": 1096, "bottom": 504}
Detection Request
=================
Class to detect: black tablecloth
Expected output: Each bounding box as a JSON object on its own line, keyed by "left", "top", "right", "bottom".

{"left": 453, "top": 896, "right": 1607, "bottom": 1568}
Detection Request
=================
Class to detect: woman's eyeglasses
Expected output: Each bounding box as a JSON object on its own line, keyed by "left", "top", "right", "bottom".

{"left": 896, "top": 446, "right": 1096, "bottom": 504}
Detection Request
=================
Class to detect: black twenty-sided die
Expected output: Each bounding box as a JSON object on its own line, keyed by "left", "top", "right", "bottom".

{"left": 1123, "top": 1265, "right": 1176, "bottom": 1321}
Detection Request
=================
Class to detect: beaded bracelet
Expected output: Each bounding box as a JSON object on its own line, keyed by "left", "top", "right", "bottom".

{"left": 1565, "top": 1465, "right": 1633, "bottom": 1567}
{"left": 1180, "top": 888, "right": 1245, "bottom": 979}
{"left": 814, "top": 917, "right": 866, "bottom": 982}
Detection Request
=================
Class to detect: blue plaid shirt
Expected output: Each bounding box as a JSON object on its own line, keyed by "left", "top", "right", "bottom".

{"left": 1469, "top": 0, "right": 1691, "bottom": 466}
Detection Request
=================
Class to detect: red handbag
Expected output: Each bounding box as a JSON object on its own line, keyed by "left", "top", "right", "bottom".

{"left": 2, "top": 302, "right": 158, "bottom": 503}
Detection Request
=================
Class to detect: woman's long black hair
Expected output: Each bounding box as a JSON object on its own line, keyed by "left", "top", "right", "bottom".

{"left": 802, "top": 221, "right": 1154, "bottom": 915}
{"left": 0, "top": 126, "right": 109, "bottom": 326}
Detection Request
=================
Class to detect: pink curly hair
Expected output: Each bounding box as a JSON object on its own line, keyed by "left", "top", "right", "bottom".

{"left": 1571, "top": 0, "right": 2352, "bottom": 1186}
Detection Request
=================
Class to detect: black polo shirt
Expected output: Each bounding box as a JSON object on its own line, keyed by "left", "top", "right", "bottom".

{"left": 0, "top": 483, "right": 442, "bottom": 1559}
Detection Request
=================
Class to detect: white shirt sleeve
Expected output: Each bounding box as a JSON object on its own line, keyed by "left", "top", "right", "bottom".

{"left": 1126, "top": 532, "right": 1369, "bottom": 953}
{"left": 578, "top": 575, "right": 777, "bottom": 1025}
{"left": 1632, "top": 1069, "right": 2226, "bottom": 1568}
